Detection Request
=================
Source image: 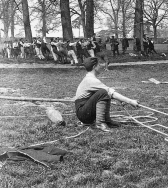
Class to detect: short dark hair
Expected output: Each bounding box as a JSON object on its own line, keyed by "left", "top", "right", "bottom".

{"left": 83, "top": 57, "right": 98, "bottom": 72}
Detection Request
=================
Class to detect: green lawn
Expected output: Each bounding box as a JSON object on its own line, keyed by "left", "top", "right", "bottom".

{"left": 0, "top": 63, "right": 168, "bottom": 187}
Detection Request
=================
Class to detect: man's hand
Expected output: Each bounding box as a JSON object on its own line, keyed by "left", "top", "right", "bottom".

{"left": 129, "top": 100, "right": 139, "bottom": 107}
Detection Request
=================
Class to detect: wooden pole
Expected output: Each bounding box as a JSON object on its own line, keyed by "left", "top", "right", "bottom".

{"left": 0, "top": 96, "right": 74, "bottom": 103}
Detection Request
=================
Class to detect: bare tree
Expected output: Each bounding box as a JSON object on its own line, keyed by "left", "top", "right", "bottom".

{"left": 97, "top": 0, "right": 121, "bottom": 38}
{"left": 144, "top": 0, "right": 168, "bottom": 40}
{"left": 30, "top": 0, "right": 60, "bottom": 37}
{"left": 120, "top": 0, "right": 134, "bottom": 37}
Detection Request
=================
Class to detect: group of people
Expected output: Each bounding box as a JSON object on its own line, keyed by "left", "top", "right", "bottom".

{"left": 2, "top": 38, "right": 46, "bottom": 60}
{"left": 1, "top": 34, "right": 107, "bottom": 66}
{"left": 2, "top": 34, "right": 158, "bottom": 65}
{"left": 133, "top": 34, "right": 157, "bottom": 57}
{"left": 107, "top": 35, "right": 129, "bottom": 56}
{"left": 48, "top": 34, "right": 106, "bottom": 65}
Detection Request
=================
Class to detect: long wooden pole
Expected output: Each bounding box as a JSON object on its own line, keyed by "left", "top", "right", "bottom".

{"left": 0, "top": 96, "right": 74, "bottom": 103}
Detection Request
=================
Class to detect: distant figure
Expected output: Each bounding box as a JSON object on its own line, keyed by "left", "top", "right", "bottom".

{"left": 76, "top": 38, "right": 90, "bottom": 64}
{"left": 143, "top": 34, "right": 148, "bottom": 56}
{"left": 18, "top": 38, "right": 25, "bottom": 58}
{"left": 34, "top": 37, "right": 45, "bottom": 60}
{"left": 2, "top": 41, "right": 7, "bottom": 58}
{"left": 41, "top": 37, "right": 50, "bottom": 60}
{"left": 92, "top": 33, "right": 97, "bottom": 43}
{"left": 110, "top": 36, "right": 119, "bottom": 57}
{"left": 86, "top": 38, "right": 96, "bottom": 57}
{"left": 147, "top": 37, "right": 157, "bottom": 54}
{"left": 12, "top": 38, "right": 20, "bottom": 58}
{"left": 122, "top": 35, "right": 129, "bottom": 54}
{"left": 66, "top": 40, "right": 78, "bottom": 65}
{"left": 6, "top": 41, "right": 12, "bottom": 58}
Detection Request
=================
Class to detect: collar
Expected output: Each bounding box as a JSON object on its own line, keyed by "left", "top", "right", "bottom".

{"left": 86, "top": 72, "right": 97, "bottom": 78}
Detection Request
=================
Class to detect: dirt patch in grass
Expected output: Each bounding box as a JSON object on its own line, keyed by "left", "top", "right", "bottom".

{"left": 0, "top": 63, "right": 168, "bottom": 187}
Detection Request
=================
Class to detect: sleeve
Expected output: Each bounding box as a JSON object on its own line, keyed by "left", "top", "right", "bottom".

{"left": 37, "top": 40, "right": 41, "bottom": 44}
{"left": 89, "top": 78, "right": 115, "bottom": 98}
{"left": 92, "top": 42, "right": 96, "bottom": 49}
{"left": 69, "top": 42, "right": 76, "bottom": 46}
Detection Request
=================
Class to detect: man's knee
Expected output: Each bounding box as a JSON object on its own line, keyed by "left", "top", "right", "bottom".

{"left": 96, "top": 89, "right": 110, "bottom": 100}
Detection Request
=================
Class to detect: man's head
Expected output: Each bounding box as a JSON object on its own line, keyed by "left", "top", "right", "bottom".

{"left": 84, "top": 57, "right": 105, "bottom": 74}
{"left": 84, "top": 57, "right": 98, "bottom": 71}
{"left": 79, "top": 38, "right": 84, "bottom": 43}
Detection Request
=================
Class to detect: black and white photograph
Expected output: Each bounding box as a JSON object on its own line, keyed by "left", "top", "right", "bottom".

{"left": 0, "top": 0, "right": 168, "bottom": 187}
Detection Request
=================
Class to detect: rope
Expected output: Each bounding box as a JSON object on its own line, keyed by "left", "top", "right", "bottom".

{"left": 139, "top": 104, "right": 168, "bottom": 116}
{"left": 110, "top": 112, "right": 158, "bottom": 124}
{"left": 123, "top": 106, "right": 168, "bottom": 137}
{"left": 28, "top": 127, "right": 90, "bottom": 147}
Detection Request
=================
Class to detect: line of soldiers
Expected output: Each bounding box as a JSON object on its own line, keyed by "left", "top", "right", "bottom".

{"left": 1, "top": 35, "right": 105, "bottom": 66}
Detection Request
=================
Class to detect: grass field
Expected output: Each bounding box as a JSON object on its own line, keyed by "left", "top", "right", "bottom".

{"left": 0, "top": 61, "right": 168, "bottom": 187}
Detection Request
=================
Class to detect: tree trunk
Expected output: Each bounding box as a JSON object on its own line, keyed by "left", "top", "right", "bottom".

{"left": 41, "top": 0, "right": 47, "bottom": 37}
{"left": 60, "top": 0, "right": 73, "bottom": 41}
{"left": 85, "top": 0, "right": 94, "bottom": 38}
{"left": 122, "top": 4, "right": 126, "bottom": 37}
{"left": 134, "top": 0, "right": 144, "bottom": 50}
{"left": 3, "top": 1, "right": 10, "bottom": 40}
{"left": 11, "top": 0, "right": 15, "bottom": 40}
{"left": 153, "top": 24, "right": 157, "bottom": 42}
{"left": 78, "top": 0, "right": 86, "bottom": 37}
{"left": 114, "top": 23, "right": 118, "bottom": 38}
{"left": 22, "top": 0, "right": 33, "bottom": 42}
{"left": 3, "top": 22, "right": 9, "bottom": 40}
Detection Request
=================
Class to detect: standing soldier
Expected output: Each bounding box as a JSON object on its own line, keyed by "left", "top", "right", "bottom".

{"left": 87, "top": 38, "right": 96, "bottom": 57}
{"left": 34, "top": 37, "right": 45, "bottom": 60}
{"left": 12, "top": 38, "right": 20, "bottom": 58}
{"left": 76, "top": 38, "right": 90, "bottom": 64}
{"left": 110, "top": 36, "right": 119, "bottom": 57}
{"left": 6, "top": 41, "right": 12, "bottom": 58}
{"left": 18, "top": 38, "right": 25, "bottom": 58}
{"left": 143, "top": 34, "right": 148, "bottom": 56}
{"left": 50, "top": 38, "right": 58, "bottom": 62}
{"left": 122, "top": 35, "right": 129, "bottom": 54}
{"left": 41, "top": 37, "right": 50, "bottom": 60}
{"left": 66, "top": 40, "right": 78, "bottom": 66}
